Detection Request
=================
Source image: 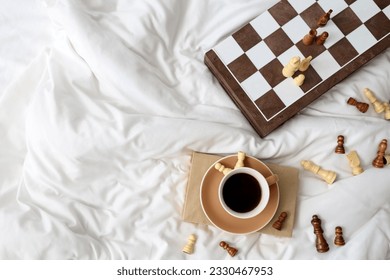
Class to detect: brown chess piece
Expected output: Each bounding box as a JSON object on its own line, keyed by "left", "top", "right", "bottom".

{"left": 316, "top": 31, "right": 328, "bottom": 45}
{"left": 347, "top": 97, "right": 369, "bottom": 113}
{"left": 335, "top": 135, "right": 345, "bottom": 154}
{"left": 219, "top": 241, "right": 238, "bottom": 257}
{"left": 272, "top": 212, "right": 287, "bottom": 231}
{"left": 302, "top": 29, "right": 317, "bottom": 45}
{"left": 317, "top": 9, "right": 333, "bottom": 27}
{"left": 372, "top": 139, "right": 387, "bottom": 168}
{"left": 311, "top": 215, "right": 329, "bottom": 253}
{"left": 334, "top": 226, "right": 345, "bottom": 246}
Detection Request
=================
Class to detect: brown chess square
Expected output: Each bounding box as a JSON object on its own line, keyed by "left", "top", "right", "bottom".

{"left": 332, "top": 7, "right": 362, "bottom": 36}
{"left": 365, "top": 12, "right": 390, "bottom": 40}
{"left": 227, "top": 54, "right": 258, "bottom": 83}
{"left": 296, "top": 39, "right": 326, "bottom": 60}
{"left": 268, "top": 0, "right": 298, "bottom": 26}
{"left": 293, "top": 66, "right": 322, "bottom": 93}
{"left": 300, "top": 2, "right": 325, "bottom": 29}
{"left": 344, "top": 0, "right": 357, "bottom": 5}
{"left": 232, "top": 23, "right": 262, "bottom": 52}
{"left": 254, "top": 89, "right": 286, "bottom": 119}
{"left": 328, "top": 37, "right": 359, "bottom": 67}
{"left": 259, "top": 58, "right": 284, "bottom": 88}
{"left": 373, "top": 0, "right": 389, "bottom": 9}
{"left": 264, "top": 28, "right": 294, "bottom": 56}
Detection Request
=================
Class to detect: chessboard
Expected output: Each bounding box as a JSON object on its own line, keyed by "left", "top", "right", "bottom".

{"left": 205, "top": 0, "right": 390, "bottom": 137}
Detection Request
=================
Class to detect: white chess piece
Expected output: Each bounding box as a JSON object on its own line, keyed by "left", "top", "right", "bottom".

{"left": 182, "top": 234, "right": 196, "bottom": 254}
{"left": 294, "top": 74, "right": 305, "bottom": 86}
{"left": 215, "top": 162, "right": 232, "bottom": 175}
{"left": 234, "top": 151, "right": 246, "bottom": 169}
{"left": 364, "top": 88, "right": 385, "bottom": 113}
{"left": 298, "top": 56, "right": 312, "bottom": 72}
{"left": 282, "top": 56, "right": 300, "bottom": 77}
{"left": 301, "top": 160, "right": 337, "bottom": 184}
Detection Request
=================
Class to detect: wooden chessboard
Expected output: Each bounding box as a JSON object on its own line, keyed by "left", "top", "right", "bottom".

{"left": 205, "top": 0, "right": 390, "bottom": 137}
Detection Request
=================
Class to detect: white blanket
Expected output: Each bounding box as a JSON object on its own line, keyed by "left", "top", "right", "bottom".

{"left": 0, "top": 0, "right": 389, "bottom": 259}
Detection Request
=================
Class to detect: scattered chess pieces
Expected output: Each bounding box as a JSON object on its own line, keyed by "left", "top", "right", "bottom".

{"left": 219, "top": 241, "right": 238, "bottom": 257}
{"left": 316, "top": 31, "right": 329, "bottom": 45}
{"left": 335, "top": 135, "right": 345, "bottom": 154}
{"left": 334, "top": 226, "right": 345, "bottom": 246}
{"left": 215, "top": 162, "right": 232, "bottom": 175}
{"left": 234, "top": 151, "right": 246, "bottom": 169}
{"left": 347, "top": 97, "right": 369, "bottom": 113}
{"left": 317, "top": 9, "right": 333, "bottom": 27}
{"left": 383, "top": 102, "right": 390, "bottom": 120}
{"left": 298, "top": 56, "right": 312, "bottom": 72}
{"left": 282, "top": 56, "right": 300, "bottom": 77}
{"left": 272, "top": 212, "right": 287, "bottom": 231}
{"left": 301, "top": 160, "right": 337, "bottom": 184}
{"left": 302, "top": 29, "right": 317, "bottom": 45}
{"left": 294, "top": 74, "right": 305, "bottom": 86}
{"left": 311, "top": 215, "right": 329, "bottom": 253}
{"left": 346, "top": 150, "right": 364, "bottom": 175}
{"left": 372, "top": 139, "right": 387, "bottom": 168}
{"left": 182, "top": 234, "right": 196, "bottom": 254}
{"left": 364, "top": 88, "right": 385, "bottom": 113}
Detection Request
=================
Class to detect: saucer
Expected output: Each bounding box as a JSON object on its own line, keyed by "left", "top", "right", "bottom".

{"left": 200, "top": 155, "right": 280, "bottom": 234}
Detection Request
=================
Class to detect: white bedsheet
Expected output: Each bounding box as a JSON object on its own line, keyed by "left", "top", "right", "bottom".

{"left": 0, "top": 0, "right": 389, "bottom": 260}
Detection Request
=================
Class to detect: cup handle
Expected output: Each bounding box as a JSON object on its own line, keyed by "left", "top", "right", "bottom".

{"left": 265, "top": 174, "right": 279, "bottom": 186}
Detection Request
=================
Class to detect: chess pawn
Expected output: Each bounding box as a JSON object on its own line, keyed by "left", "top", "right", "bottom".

{"left": 335, "top": 135, "right": 345, "bottom": 154}
{"left": 215, "top": 162, "right": 232, "bottom": 175}
{"left": 316, "top": 31, "right": 328, "bottom": 45}
{"left": 272, "top": 212, "right": 287, "bottom": 231}
{"left": 302, "top": 29, "right": 317, "bottom": 45}
{"left": 298, "top": 56, "right": 312, "bottom": 72}
{"left": 301, "top": 160, "right": 337, "bottom": 184}
{"left": 294, "top": 74, "right": 305, "bottom": 86}
{"left": 346, "top": 150, "right": 364, "bottom": 175}
{"left": 364, "top": 88, "right": 385, "bottom": 113}
{"left": 334, "top": 226, "right": 345, "bottom": 246}
{"left": 347, "top": 97, "right": 369, "bottom": 113}
{"left": 311, "top": 215, "right": 329, "bottom": 253}
{"left": 234, "top": 151, "right": 246, "bottom": 169}
{"left": 317, "top": 9, "right": 333, "bottom": 27}
{"left": 182, "top": 234, "right": 196, "bottom": 254}
{"left": 383, "top": 102, "right": 390, "bottom": 120}
{"left": 219, "top": 241, "right": 238, "bottom": 257}
{"left": 372, "top": 139, "right": 387, "bottom": 168}
{"left": 282, "top": 56, "right": 301, "bottom": 77}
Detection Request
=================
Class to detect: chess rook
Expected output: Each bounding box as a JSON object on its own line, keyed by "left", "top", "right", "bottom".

{"left": 219, "top": 241, "right": 238, "bottom": 257}
{"left": 317, "top": 9, "right": 333, "bottom": 27}
{"left": 302, "top": 29, "right": 317, "bottom": 45}
{"left": 214, "top": 162, "right": 232, "bottom": 175}
{"left": 335, "top": 135, "right": 345, "bottom": 154}
{"left": 234, "top": 151, "right": 246, "bottom": 169}
{"left": 301, "top": 160, "right": 337, "bottom": 184}
{"left": 347, "top": 97, "right": 369, "bottom": 113}
{"left": 346, "top": 150, "right": 364, "bottom": 175}
{"left": 316, "top": 31, "right": 328, "bottom": 45}
{"left": 334, "top": 226, "right": 345, "bottom": 246}
{"left": 372, "top": 139, "right": 387, "bottom": 168}
{"left": 182, "top": 234, "right": 197, "bottom": 254}
{"left": 272, "top": 212, "right": 287, "bottom": 231}
{"left": 311, "top": 215, "right": 329, "bottom": 253}
{"left": 364, "top": 88, "right": 385, "bottom": 113}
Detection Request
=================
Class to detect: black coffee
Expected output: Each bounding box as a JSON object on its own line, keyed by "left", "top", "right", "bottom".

{"left": 222, "top": 173, "right": 261, "bottom": 213}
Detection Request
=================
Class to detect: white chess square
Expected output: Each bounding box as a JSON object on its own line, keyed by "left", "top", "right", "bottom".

{"left": 347, "top": 25, "right": 378, "bottom": 54}
{"left": 277, "top": 45, "right": 304, "bottom": 67}
{"left": 282, "top": 16, "right": 310, "bottom": 44}
{"left": 246, "top": 41, "right": 276, "bottom": 70}
{"left": 317, "top": 22, "right": 345, "bottom": 49}
{"left": 273, "top": 78, "right": 305, "bottom": 107}
{"left": 311, "top": 51, "right": 341, "bottom": 80}
{"left": 250, "top": 11, "right": 280, "bottom": 38}
{"left": 383, "top": 5, "right": 390, "bottom": 20}
{"left": 213, "top": 36, "right": 244, "bottom": 65}
{"left": 240, "top": 71, "right": 272, "bottom": 101}
{"left": 288, "top": 0, "right": 316, "bottom": 13}
{"left": 350, "top": 0, "right": 381, "bottom": 23}
{"left": 317, "top": 0, "right": 348, "bottom": 17}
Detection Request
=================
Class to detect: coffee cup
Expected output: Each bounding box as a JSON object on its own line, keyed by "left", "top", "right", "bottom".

{"left": 218, "top": 167, "right": 277, "bottom": 219}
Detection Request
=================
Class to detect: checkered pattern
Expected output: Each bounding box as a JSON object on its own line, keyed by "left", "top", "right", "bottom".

{"left": 213, "top": 0, "right": 390, "bottom": 121}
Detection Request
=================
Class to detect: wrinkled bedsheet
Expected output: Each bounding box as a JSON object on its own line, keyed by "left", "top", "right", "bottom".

{"left": 0, "top": 0, "right": 389, "bottom": 259}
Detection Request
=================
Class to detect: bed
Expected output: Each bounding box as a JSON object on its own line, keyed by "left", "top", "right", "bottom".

{"left": 0, "top": 0, "right": 389, "bottom": 260}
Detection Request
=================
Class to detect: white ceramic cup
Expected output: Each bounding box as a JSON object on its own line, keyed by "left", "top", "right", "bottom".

{"left": 218, "top": 167, "right": 275, "bottom": 219}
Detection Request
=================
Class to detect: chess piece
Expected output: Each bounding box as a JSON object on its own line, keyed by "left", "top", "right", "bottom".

{"left": 282, "top": 56, "right": 300, "bottom": 77}
{"left": 215, "top": 162, "right": 232, "bottom": 175}
{"left": 316, "top": 31, "right": 328, "bottom": 45}
{"left": 311, "top": 215, "right": 329, "bottom": 253}
{"left": 182, "top": 234, "right": 196, "bottom": 254}
{"left": 302, "top": 29, "right": 317, "bottom": 45}
{"left": 234, "top": 151, "right": 246, "bottom": 169}
{"left": 317, "top": 9, "right": 333, "bottom": 27}
{"left": 383, "top": 102, "right": 390, "bottom": 120}
{"left": 335, "top": 135, "right": 345, "bottom": 154}
{"left": 294, "top": 74, "right": 305, "bottom": 86}
{"left": 334, "top": 226, "right": 345, "bottom": 246}
{"left": 364, "top": 88, "right": 385, "bottom": 113}
{"left": 372, "top": 139, "right": 387, "bottom": 168}
{"left": 384, "top": 154, "right": 390, "bottom": 165}
{"left": 219, "top": 241, "right": 238, "bottom": 257}
{"left": 272, "top": 212, "right": 287, "bottom": 231}
{"left": 347, "top": 97, "right": 369, "bottom": 113}
{"left": 298, "top": 56, "right": 312, "bottom": 72}
{"left": 346, "top": 150, "right": 364, "bottom": 175}
{"left": 301, "top": 160, "right": 337, "bottom": 184}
